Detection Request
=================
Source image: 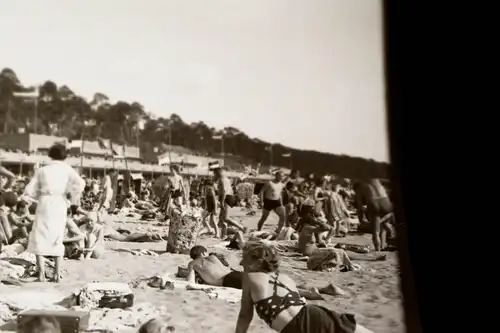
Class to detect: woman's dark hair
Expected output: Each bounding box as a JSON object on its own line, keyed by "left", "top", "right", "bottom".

{"left": 2, "top": 191, "right": 18, "bottom": 208}
{"left": 48, "top": 143, "right": 68, "bottom": 161}
{"left": 242, "top": 241, "right": 280, "bottom": 273}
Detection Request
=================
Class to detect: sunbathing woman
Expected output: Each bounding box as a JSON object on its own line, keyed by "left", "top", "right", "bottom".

{"left": 235, "top": 241, "right": 375, "bottom": 333}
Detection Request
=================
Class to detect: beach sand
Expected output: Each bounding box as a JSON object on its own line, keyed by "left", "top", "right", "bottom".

{"left": 0, "top": 208, "right": 404, "bottom": 333}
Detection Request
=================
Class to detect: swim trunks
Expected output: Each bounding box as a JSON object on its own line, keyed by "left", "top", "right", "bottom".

{"left": 222, "top": 270, "right": 243, "bottom": 289}
{"left": 263, "top": 199, "right": 282, "bottom": 211}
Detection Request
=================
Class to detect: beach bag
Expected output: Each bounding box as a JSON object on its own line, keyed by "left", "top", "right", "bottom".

{"left": 77, "top": 282, "right": 134, "bottom": 310}
{"left": 236, "top": 182, "right": 255, "bottom": 201}
{"left": 166, "top": 206, "right": 203, "bottom": 254}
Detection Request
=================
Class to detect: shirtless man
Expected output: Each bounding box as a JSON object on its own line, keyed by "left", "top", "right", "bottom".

{"left": 168, "top": 165, "right": 188, "bottom": 206}
{"left": 353, "top": 178, "right": 396, "bottom": 251}
{"left": 187, "top": 245, "right": 243, "bottom": 289}
{"left": 257, "top": 170, "right": 286, "bottom": 233}
{"left": 212, "top": 166, "right": 246, "bottom": 238}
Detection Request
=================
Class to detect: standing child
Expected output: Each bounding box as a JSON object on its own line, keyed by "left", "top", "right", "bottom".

{"left": 199, "top": 179, "right": 220, "bottom": 237}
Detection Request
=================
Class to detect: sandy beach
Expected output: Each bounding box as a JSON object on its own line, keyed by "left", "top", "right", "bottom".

{"left": 0, "top": 207, "right": 404, "bottom": 333}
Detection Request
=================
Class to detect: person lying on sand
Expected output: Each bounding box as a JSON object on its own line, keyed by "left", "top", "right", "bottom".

{"left": 235, "top": 241, "right": 375, "bottom": 333}
{"left": 103, "top": 226, "right": 165, "bottom": 242}
{"left": 186, "top": 245, "right": 333, "bottom": 300}
{"left": 187, "top": 245, "right": 244, "bottom": 289}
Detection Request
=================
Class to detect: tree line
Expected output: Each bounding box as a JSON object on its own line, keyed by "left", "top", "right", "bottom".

{"left": 0, "top": 67, "right": 389, "bottom": 179}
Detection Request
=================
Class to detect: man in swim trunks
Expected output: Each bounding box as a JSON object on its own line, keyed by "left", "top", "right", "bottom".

{"left": 186, "top": 245, "right": 243, "bottom": 289}
{"left": 212, "top": 166, "right": 246, "bottom": 238}
{"left": 353, "top": 178, "right": 396, "bottom": 251}
{"left": 257, "top": 170, "right": 286, "bottom": 233}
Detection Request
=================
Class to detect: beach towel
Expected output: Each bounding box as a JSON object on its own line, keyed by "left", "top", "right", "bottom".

{"left": 307, "top": 248, "right": 360, "bottom": 272}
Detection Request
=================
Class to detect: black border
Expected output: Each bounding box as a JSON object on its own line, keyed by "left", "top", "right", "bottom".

{"left": 384, "top": 2, "right": 430, "bottom": 332}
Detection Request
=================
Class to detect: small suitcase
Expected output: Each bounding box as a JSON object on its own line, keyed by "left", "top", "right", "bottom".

{"left": 17, "top": 309, "right": 90, "bottom": 333}
{"left": 98, "top": 293, "right": 134, "bottom": 309}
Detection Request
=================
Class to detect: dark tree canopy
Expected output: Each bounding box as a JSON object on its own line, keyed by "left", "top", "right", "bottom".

{"left": 0, "top": 67, "right": 389, "bottom": 179}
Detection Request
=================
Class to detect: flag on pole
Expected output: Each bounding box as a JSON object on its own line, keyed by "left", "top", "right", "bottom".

{"left": 282, "top": 153, "right": 292, "bottom": 157}
{"left": 265, "top": 145, "right": 273, "bottom": 151}
{"left": 208, "top": 161, "right": 221, "bottom": 170}
{"left": 212, "top": 135, "right": 223, "bottom": 140}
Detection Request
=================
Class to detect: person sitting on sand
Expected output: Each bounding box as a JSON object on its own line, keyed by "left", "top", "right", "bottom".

{"left": 78, "top": 212, "right": 105, "bottom": 259}
{"left": 63, "top": 213, "right": 86, "bottom": 260}
{"left": 234, "top": 241, "right": 375, "bottom": 333}
{"left": 353, "top": 179, "right": 396, "bottom": 251}
{"left": 6, "top": 200, "right": 33, "bottom": 243}
{"left": 295, "top": 211, "right": 335, "bottom": 256}
{"left": 257, "top": 170, "right": 286, "bottom": 234}
{"left": 187, "top": 245, "right": 244, "bottom": 289}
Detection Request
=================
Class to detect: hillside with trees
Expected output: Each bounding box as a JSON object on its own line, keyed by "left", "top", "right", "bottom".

{"left": 0, "top": 67, "right": 389, "bottom": 179}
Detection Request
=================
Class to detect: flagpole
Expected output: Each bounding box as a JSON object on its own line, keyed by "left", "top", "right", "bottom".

{"left": 79, "top": 128, "right": 85, "bottom": 175}
{"left": 269, "top": 145, "right": 273, "bottom": 172}
{"left": 168, "top": 122, "right": 173, "bottom": 170}
{"left": 33, "top": 89, "right": 39, "bottom": 134}
{"left": 4, "top": 96, "right": 11, "bottom": 134}
{"left": 221, "top": 135, "right": 225, "bottom": 167}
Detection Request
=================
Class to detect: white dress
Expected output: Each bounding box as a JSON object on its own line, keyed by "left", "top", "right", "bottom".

{"left": 23, "top": 160, "right": 85, "bottom": 256}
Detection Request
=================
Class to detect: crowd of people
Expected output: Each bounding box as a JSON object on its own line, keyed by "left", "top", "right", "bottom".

{"left": 0, "top": 142, "right": 397, "bottom": 333}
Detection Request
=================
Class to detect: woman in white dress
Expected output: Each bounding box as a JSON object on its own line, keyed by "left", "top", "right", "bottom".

{"left": 23, "top": 143, "right": 85, "bottom": 282}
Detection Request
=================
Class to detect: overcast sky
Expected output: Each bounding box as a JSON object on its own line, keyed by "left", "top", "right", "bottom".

{"left": 1, "top": 0, "right": 388, "bottom": 162}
